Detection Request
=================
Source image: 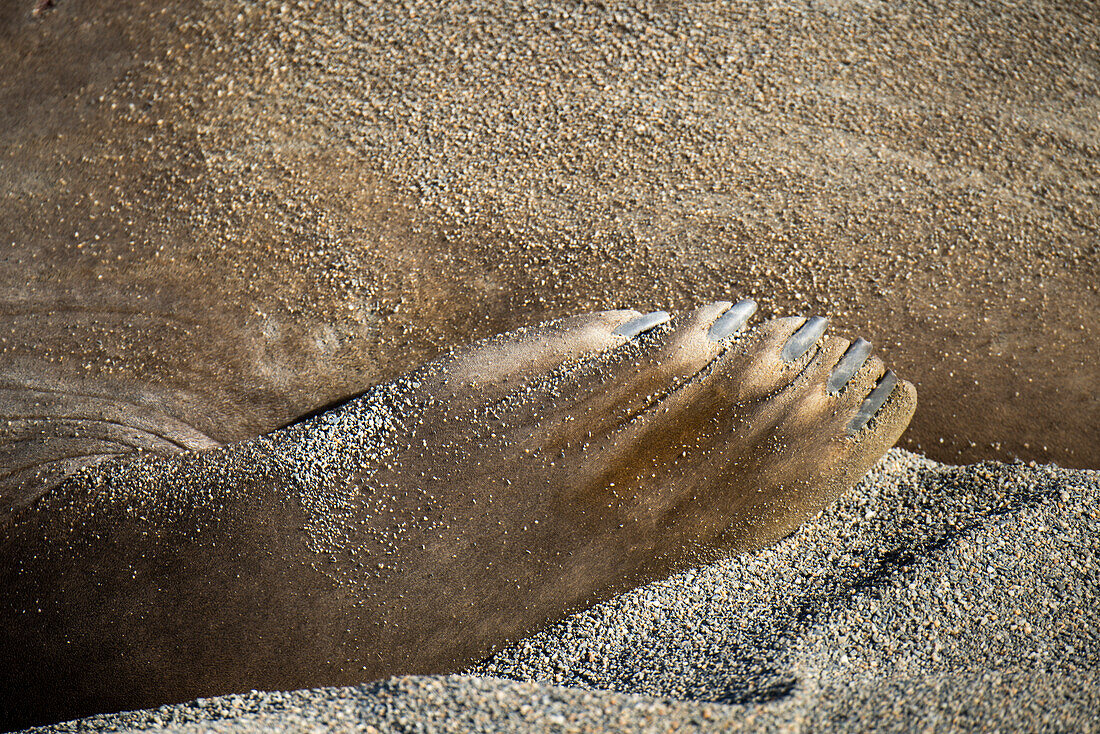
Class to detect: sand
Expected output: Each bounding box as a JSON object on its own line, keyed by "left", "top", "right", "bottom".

{"left": 3, "top": 0, "right": 1098, "bottom": 730}
{"left": 2, "top": 0, "right": 1097, "bottom": 467}
{"left": 21, "top": 449, "right": 1099, "bottom": 732}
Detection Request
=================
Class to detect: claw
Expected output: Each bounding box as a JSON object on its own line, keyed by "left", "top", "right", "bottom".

{"left": 781, "top": 316, "right": 828, "bottom": 363}
{"left": 848, "top": 370, "right": 898, "bottom": 435}
{"left": 612, "top": 311, "right": 671, "bottom": 338}
{"left": 827, "top": 338, "right": 873, "bottom": 394}
{"left": 707, "top": 299, "right": 758, "bottom": 342}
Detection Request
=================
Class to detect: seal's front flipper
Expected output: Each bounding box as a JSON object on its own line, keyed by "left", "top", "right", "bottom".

{"left": 0, "top": 302, "right": 914, "bottom": 730}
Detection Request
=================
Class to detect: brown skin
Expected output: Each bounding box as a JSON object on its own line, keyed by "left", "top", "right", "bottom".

{"left": 0, "top": 305, "right": 915, "bottom": 729}
{"left": 2, "top": 0, "right": 1094, "bottom": 472}
{"left": 3, "top": 0, "right": 1077, "bottom": 723}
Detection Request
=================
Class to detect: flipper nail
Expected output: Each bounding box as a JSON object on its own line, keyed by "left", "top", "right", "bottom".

{"left": 707, "top": 299, "right": 757, "bottom": 342}
{"left": 613, "top": 311, "right": 671, "bottom": 338}
{"left": 848, "top": 370, "right": 898, "bottom": 435}
{"left": 827, "top": 338, "right": 873, "bottom": 394}
{"left": 781, "top": 316, "right": 827, "bottom": 363}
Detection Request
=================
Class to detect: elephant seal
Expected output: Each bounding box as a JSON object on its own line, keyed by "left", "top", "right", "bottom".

{"left": 1, "top": 4, "right": 915, "bottom": 728}
{"left": 0, "top": 298, "right": 914, "bottom": 729}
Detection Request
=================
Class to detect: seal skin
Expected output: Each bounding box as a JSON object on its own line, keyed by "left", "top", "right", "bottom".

{"left": 0, "top": 304, "right": 915, "bottom": 729}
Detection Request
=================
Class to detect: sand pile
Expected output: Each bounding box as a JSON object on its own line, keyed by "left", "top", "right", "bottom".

{"left": 26, "top": 450, "right": 1099, "bottom": 732}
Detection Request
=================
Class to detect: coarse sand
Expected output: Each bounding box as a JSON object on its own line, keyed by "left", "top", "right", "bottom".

{"left": 2, "top": 0, "right": 1097, "bottom": 467}
{"left": 2, "top": 0, "right": 1098, "bottom": 730}
{"left": 21, "top": 450, "right": 1099, "bottom": 732}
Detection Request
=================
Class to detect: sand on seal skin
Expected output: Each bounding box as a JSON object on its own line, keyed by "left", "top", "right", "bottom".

{"left": 20, "top": 449, "right": 1100, "bottom": 733}
{"left": 0, "top": 303, "right": 915, "bottom": 729}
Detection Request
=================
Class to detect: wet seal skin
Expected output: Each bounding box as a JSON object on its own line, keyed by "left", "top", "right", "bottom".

{"left": 0, "top": 301, "right": 915, "bottom": 729}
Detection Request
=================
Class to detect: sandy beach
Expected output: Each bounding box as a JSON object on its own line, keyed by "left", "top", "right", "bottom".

{"left": 23, "top": 450, "right": 1100, "bottom": 732}
{"left": 2, "top": 0, "right": 1098, "bottom": 730}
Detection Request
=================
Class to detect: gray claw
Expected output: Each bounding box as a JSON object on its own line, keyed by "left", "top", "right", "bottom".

{"left": 848, "top": 370, "right": 898, "bottom": 435}
{"left": 827, "top": 338, "right": 873, "bottom": 394}
{"left": 781, "top": 316, "right": 828, "bottom": 363}
{"left": 612, "top": 310, "right": 671, "bottom": 338}
{"left": 707, "top": 299, "right": 758, "bottom": 342}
